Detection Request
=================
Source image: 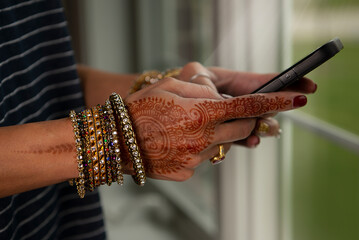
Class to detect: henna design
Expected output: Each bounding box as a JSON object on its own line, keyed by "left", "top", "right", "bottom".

{"left": 128, "top": 95, "right": 291, "bottom": 175}
{"left": 128, "top": 98, "right": 212, "bottom": 175}
{"left": 13, "top": 143, "right": 75, "bottom": 155}
{"left": 196, "top": 95, "right": 292, "bottom": 121}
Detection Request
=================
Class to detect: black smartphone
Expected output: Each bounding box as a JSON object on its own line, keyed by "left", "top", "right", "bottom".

{"left": 252, "top": 38, "right": 344, "bottom": 93}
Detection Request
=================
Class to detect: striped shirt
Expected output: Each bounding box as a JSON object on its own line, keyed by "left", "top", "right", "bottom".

{"left": 0, "top": 1, "right": 106, "bottom": 239}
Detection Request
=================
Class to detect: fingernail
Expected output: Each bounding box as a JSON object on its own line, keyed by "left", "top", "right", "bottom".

{"left": 250, "top": 136, "right": 260, "bottom": 148}
{"left": 293, "top": 95, "right": 307, "bottom": 108}
{"left": 211, "top": 159, "right": 224, "bottom": 165}
{"left": 312, "top": 84, "right": 318, "bottom": 93}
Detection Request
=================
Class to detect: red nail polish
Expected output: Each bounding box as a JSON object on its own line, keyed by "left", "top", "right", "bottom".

{"left": 293, "top": 95, "right": 307, "bottom": 108}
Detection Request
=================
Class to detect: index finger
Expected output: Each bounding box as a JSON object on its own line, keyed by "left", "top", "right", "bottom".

{"left": 193, "top": 92, "right": 307, "bottom": 123}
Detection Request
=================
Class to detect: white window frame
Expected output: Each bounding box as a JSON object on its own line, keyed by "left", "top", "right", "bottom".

{"left": 215, "top": 0, "right": 290, "bottom": 239}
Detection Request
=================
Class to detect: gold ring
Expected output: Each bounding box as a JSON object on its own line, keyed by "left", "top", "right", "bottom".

{"left": 210, "top": 144, "right": 225, "bottom": 165}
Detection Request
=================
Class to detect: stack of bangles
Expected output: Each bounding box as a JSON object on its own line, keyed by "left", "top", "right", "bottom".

{"left": 69, "top": 93, "right": 145, "bottom": 198}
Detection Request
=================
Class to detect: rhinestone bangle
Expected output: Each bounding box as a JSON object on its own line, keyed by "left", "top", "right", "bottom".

{"left": 90, "top": 108, "right": 101, "bottom": 187}
{"left": 79, "top": 111, "right": 93, "bottom": 191}
{"left": 110, "top": 93, "right": 146, "bottom": 186}
{"left": 87, "top": 109, "right": 100, "bottom": 188}
{"left": 69, "top": 110, "right": 86, "bottom": 198}
{"left": 104, "top": 100, "right": 124, "bottom": 185}
{"left": 93, "top": 106, "right": 107, "bottom": 186}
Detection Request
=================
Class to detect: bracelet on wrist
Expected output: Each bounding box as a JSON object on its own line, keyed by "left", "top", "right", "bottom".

{"left": 69, "top": 92, "right": 145, "bottom": 197}
{"left": 129, "top": 68, "right": 181, "bottom": 94}
{"left": 110, "top": 93, "right": 146, "bottom": 186}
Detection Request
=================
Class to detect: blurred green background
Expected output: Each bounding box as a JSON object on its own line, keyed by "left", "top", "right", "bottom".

{"left": 291, "top": 0, "right": 359, "bottom": 239}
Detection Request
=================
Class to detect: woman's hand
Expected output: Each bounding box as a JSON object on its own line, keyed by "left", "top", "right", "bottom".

{"left": 123, "top": 75, "right": 307, "bottom": 181}
{"left": 179, "top": 62, "right": 317, "bottom": 146}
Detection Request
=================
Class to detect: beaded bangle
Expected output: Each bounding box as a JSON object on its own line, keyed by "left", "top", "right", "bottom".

{"left": 104, "top": 100, "right": 124, "bottom": 185}
{"left": 69, "top": 110, "right": 86, "bottom": 198}
{"left": 110, "top": 93, "right": 146, "bottom": 186}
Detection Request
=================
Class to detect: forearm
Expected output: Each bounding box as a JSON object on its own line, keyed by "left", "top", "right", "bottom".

{"left": 77, "top": 64, "right": 138, "bottom": 107}
{"left": 0, "top": 118, "right": 78, "bottom": 197}
{"left": 0, "top": 65, "right": 140, "bottom": 197}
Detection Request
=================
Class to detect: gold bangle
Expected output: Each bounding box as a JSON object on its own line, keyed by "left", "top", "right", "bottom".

{"left": 84, "top": 109, "right": 95, "bottom": 191}
{"left": 93, "top": 106, "right": 107, "bottom": 186}
{"left": 110, "top": 93, "right": 146, "bottom": 186}
{"left": 90, "top": 107, "right": 102, "bottom": 188}
{"left": 129, "top": 68, "right": 181, "bottom": 94}
{"left": 79, "top": 111, "right": 93, "bottom": 191}
{"left": 163, "top": 68, "right": 181, "bottom": 78}
{"left": 69, "top": 110, "right": 86, "bottom": 198}
{"left": 129, "top": 70, "right": 161, "bottom": 94}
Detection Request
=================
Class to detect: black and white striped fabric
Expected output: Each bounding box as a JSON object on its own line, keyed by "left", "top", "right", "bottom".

{"left": 0, "top": 1, "right": 106, "bottom": 239}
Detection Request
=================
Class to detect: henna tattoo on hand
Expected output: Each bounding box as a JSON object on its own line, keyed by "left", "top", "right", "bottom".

{"left": 128, "top": 95, "right": 291, "bottom": 176}
{"left": 196, "top": 95, "right": 292, "bottom": 121}
{"left": 128, "top": 98, "right": 212, "bottom": 175}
